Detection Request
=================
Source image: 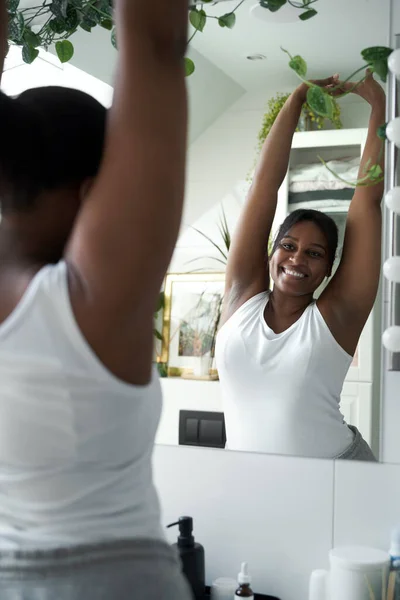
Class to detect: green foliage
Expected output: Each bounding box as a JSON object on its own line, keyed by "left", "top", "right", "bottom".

{"left": 7, "top": 0, "right": 115, "bottom": 65}
{"left": 257, "top": 92, "right": 342, "bottom": 153}
{"left": 282, "top": 46, "right": 391, "bottom": 187}
{"left": 186, "top": 0, "right": 319, "bottom": 77}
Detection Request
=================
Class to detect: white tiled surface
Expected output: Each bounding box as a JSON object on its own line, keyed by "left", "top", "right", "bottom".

{"left": 153, "top": 445, "right": 334, "bottom": 600}
{"left": 333, "top": 460, "right": 400, "bottom": 550}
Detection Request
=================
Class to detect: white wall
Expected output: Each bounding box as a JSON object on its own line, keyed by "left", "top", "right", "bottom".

{"left": 153, "top": 444, "right": 400, "bottom": 600}
{"left": 180, "top": 86, "right": 371, "bottom": 228}
{"left": 65, "top": 28, "right": 245, "bottom": 145}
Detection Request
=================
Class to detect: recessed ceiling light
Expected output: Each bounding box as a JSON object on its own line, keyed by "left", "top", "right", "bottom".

{"left": 247, "top": 54, "right": 267, "bottom": 61}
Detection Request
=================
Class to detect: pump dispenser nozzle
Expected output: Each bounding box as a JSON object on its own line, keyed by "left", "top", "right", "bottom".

{"left": 167, "top": 516, "right": 195, "bottom": 547}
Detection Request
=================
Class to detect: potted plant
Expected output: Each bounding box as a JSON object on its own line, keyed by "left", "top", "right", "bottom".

{"left": 257, "top": 91, "right": 342, "bottom": 155}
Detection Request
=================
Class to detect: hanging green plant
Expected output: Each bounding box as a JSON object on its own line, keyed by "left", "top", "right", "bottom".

{"left": 7, "top": 0, "right": 114, "bottom": 65}
{"left": 185, "top": 0, "right": 319, "bottom": 76}
{"left": 257, "top": 91, "right": 342, "bottom": 154}
{"left": 281, "top": 46, "right": 393, "bottom": 187}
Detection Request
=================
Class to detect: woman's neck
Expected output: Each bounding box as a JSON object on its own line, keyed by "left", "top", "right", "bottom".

{"left": 268, "top": 288, "right": 314, "bottom": 319}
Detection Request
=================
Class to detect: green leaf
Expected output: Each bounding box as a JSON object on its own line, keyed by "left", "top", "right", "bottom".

{"left": 111, "top": 27, "right": 118, "bottom": 50}
{"left": 361, "top": 46, "right": 393, "bottom": 62}
{"left": 289, "top": 54, "right": 307, "bottom": 77}
{"left": 155, "top": 292, "right": 165, "bottom": 314}
{"left": 50, "top": 0, "right": 68, "bottom": 19}
{"left": 17, "top": 11, "right": 24, "bottom": 36}
{"left": 368, "top": 164, "right": 383, "bottom": 180}
{"left": 191, "top": 227, "right": 228, "bottom": 261}
{"left": 7, "top": 0, "right": 19, "bottom": 13}
{"left": 299, "top": 8, "right": 317, "bottom": 20}
{"left": 218, "top": 13, "right": 236, "bottom": 29}
{"left": 377, "top": 123, "right": 387, "bottom": 140}
{"left": 8, "top": 18, "right": 22, "bottom": 43}
{"left": 307, "top": 86, "right": 334, "bottom": 119}
{"left": 372, "top": 59, "right": 388, "bottom": 82}
{"left": 49, "top": 18, "right": 67, "bottom": 34}
{"left": 259, "top": 0, "right": 287, "bottom": 12}
{"left": 100, "top": 18, "right": 113, "bottom": 31}
{"left": 23, "top": 28, "right": 41, "bottom": 48}
{"left": 22, "top": 44, "right": 39, "bottom": 64}
{"left": 184, "top": 57, "right": 195, "bottom": 77}
{"left": 79, "top": 21, "right": 92, "bottom": 32}
{"left": 154, "top": 329, "right": 163, "bottom": 342}
{"left": 64, "top": 6, "right": 79, "bottom": 30}
{"left": 190, "top": 9, "right": 207, "bottom": 33}
{"left": 55, "top": 40, "right": 74, "bottom": 63}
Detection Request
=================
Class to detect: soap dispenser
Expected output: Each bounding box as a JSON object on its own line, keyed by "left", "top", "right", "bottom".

{"left": 167, "top": 516, "right": 205, "bottom": 600}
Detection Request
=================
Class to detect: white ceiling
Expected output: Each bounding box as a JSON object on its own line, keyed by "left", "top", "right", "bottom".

{"left": 189, "top": 0, "right": 391, "bottom": 91}
{"left": 2, "top": 0, "right": 391, "bottom": 143}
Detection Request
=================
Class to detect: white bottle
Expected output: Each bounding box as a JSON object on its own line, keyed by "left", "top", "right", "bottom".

{"left": 234, "top": 562, "right": 254, "bottom": 600}
{"left": 309, "top": 569, "right": 328, "bottom": 600}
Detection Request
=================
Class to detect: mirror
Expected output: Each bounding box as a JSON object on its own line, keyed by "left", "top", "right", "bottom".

{"left": 155, "top": 0, "right": 393, "bottom": 463}
{"left": 5, "top": 0, "right": 391, "bottom": 463}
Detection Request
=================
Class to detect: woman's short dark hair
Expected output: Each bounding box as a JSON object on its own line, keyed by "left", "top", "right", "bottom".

{"left": 271, "top": 209, "right": 339, "bottom": 269}
{"left": 0, "top": 86, "right": 107, "bottom": 212}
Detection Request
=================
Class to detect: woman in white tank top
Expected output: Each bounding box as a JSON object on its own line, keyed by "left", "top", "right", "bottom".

{"left": 0, "top": 1, "right": 191, "bottom": 599}
{"left": 216, "top": 72, "right": 385, "bottom": 461}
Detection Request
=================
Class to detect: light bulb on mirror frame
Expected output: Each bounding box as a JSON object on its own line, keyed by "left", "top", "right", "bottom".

{"left": 382, "top": 326, "right": 400, "bottom": 353}
{"left": 383, "top": 257, "right": 400, "bottom": 283}
{"left": 388, "top": 48, "right": 400, "bottom": 78}
{"left": 385, "top": 188, "right": 400, "bottom": 214}
{"left": 386, "top": 118, "right": 400, "bottom": 148}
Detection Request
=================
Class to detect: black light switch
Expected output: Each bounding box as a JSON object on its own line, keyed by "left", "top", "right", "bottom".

{"left": 199, "top": 419, "right": 223, "bottom": 446}
{"left": 186, "top": 418, "right": 199, "bottom": 443}
{"left": 179, "top": 411, "right": 226, "bottom": 449}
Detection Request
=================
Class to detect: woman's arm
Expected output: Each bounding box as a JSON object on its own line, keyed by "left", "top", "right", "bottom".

{"left": 320, "top": 73, "right": 385, "bottom": 355}
{"left": 66, "top": 0, "right": 188, "bottom": 384}
{"left": 223, "top": 77, "right": 336, "bottom": 322}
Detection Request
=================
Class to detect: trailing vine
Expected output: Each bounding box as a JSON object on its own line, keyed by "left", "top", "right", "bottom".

{"left": 282, "top": 46, "right": 392, "bottom": 187}
{"left": 7, "top": 0, "right": 114, "bottom": 64}
{"left": 186, "top": 0, "right": 319, "bottom": 76}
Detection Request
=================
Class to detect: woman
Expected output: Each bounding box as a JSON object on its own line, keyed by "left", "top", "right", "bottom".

{"left": 216, "top": 73, "right": 385, "bottom": 461}
{"left": 0, "top": 1, "right": 191, "bottom": 599}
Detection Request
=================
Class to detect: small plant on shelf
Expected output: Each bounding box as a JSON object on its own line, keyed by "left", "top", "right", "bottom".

{"left": 257, "top": 91, "right": 342, "bottom": 155}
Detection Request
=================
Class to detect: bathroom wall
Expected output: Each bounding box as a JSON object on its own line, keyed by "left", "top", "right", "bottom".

{"left": 153, "top": 444, "right": 399, "bottom": 600}
{"left": 180, "top": 84, "right": 370, "bottom": 229}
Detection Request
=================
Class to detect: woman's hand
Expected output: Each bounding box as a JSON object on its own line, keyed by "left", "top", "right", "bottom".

{"left": 294, "top": 74, "right": 340, "bottom": 104}
{"left": 333, "top": 70, "right": 385, "bottom": 107}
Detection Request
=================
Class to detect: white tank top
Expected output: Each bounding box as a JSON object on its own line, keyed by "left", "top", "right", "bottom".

{"left": 216, "top": 292, "right": 354, "bottom": 459}
{"left": 0, "top": 262, "right": 163, "bottom": 550}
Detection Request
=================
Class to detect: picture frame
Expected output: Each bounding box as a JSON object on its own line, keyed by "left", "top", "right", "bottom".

{"left": 161, "top": 273, "right": 225, "bottom": 380}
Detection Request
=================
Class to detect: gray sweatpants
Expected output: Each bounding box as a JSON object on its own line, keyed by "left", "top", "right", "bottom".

{"left": 0, "top": 538, "right": 193, "bottom": 600}
{"left": 334, "top": 425, "right": 377, "bottom": 462}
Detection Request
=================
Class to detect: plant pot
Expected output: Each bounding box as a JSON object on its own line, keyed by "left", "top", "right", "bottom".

{"left": 298, "top": 112, "right": 314, "bottom": 132}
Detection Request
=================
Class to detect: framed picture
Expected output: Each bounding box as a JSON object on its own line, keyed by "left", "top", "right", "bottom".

{"left": 161, "top": 273, "right": 225, "bottom": 379}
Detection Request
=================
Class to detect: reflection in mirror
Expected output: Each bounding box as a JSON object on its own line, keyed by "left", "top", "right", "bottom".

{"left": 156, "top": 0, "right": 392, "bottom": 463}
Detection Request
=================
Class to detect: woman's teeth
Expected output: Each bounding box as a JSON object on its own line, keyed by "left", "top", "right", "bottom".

{"left": 283, "top": 268, "right": 305, "bottom": 279}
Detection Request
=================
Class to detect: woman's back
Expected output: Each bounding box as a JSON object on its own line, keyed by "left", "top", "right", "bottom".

{"left": 0, "top": 262, "right": 162, "bottom": 550}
